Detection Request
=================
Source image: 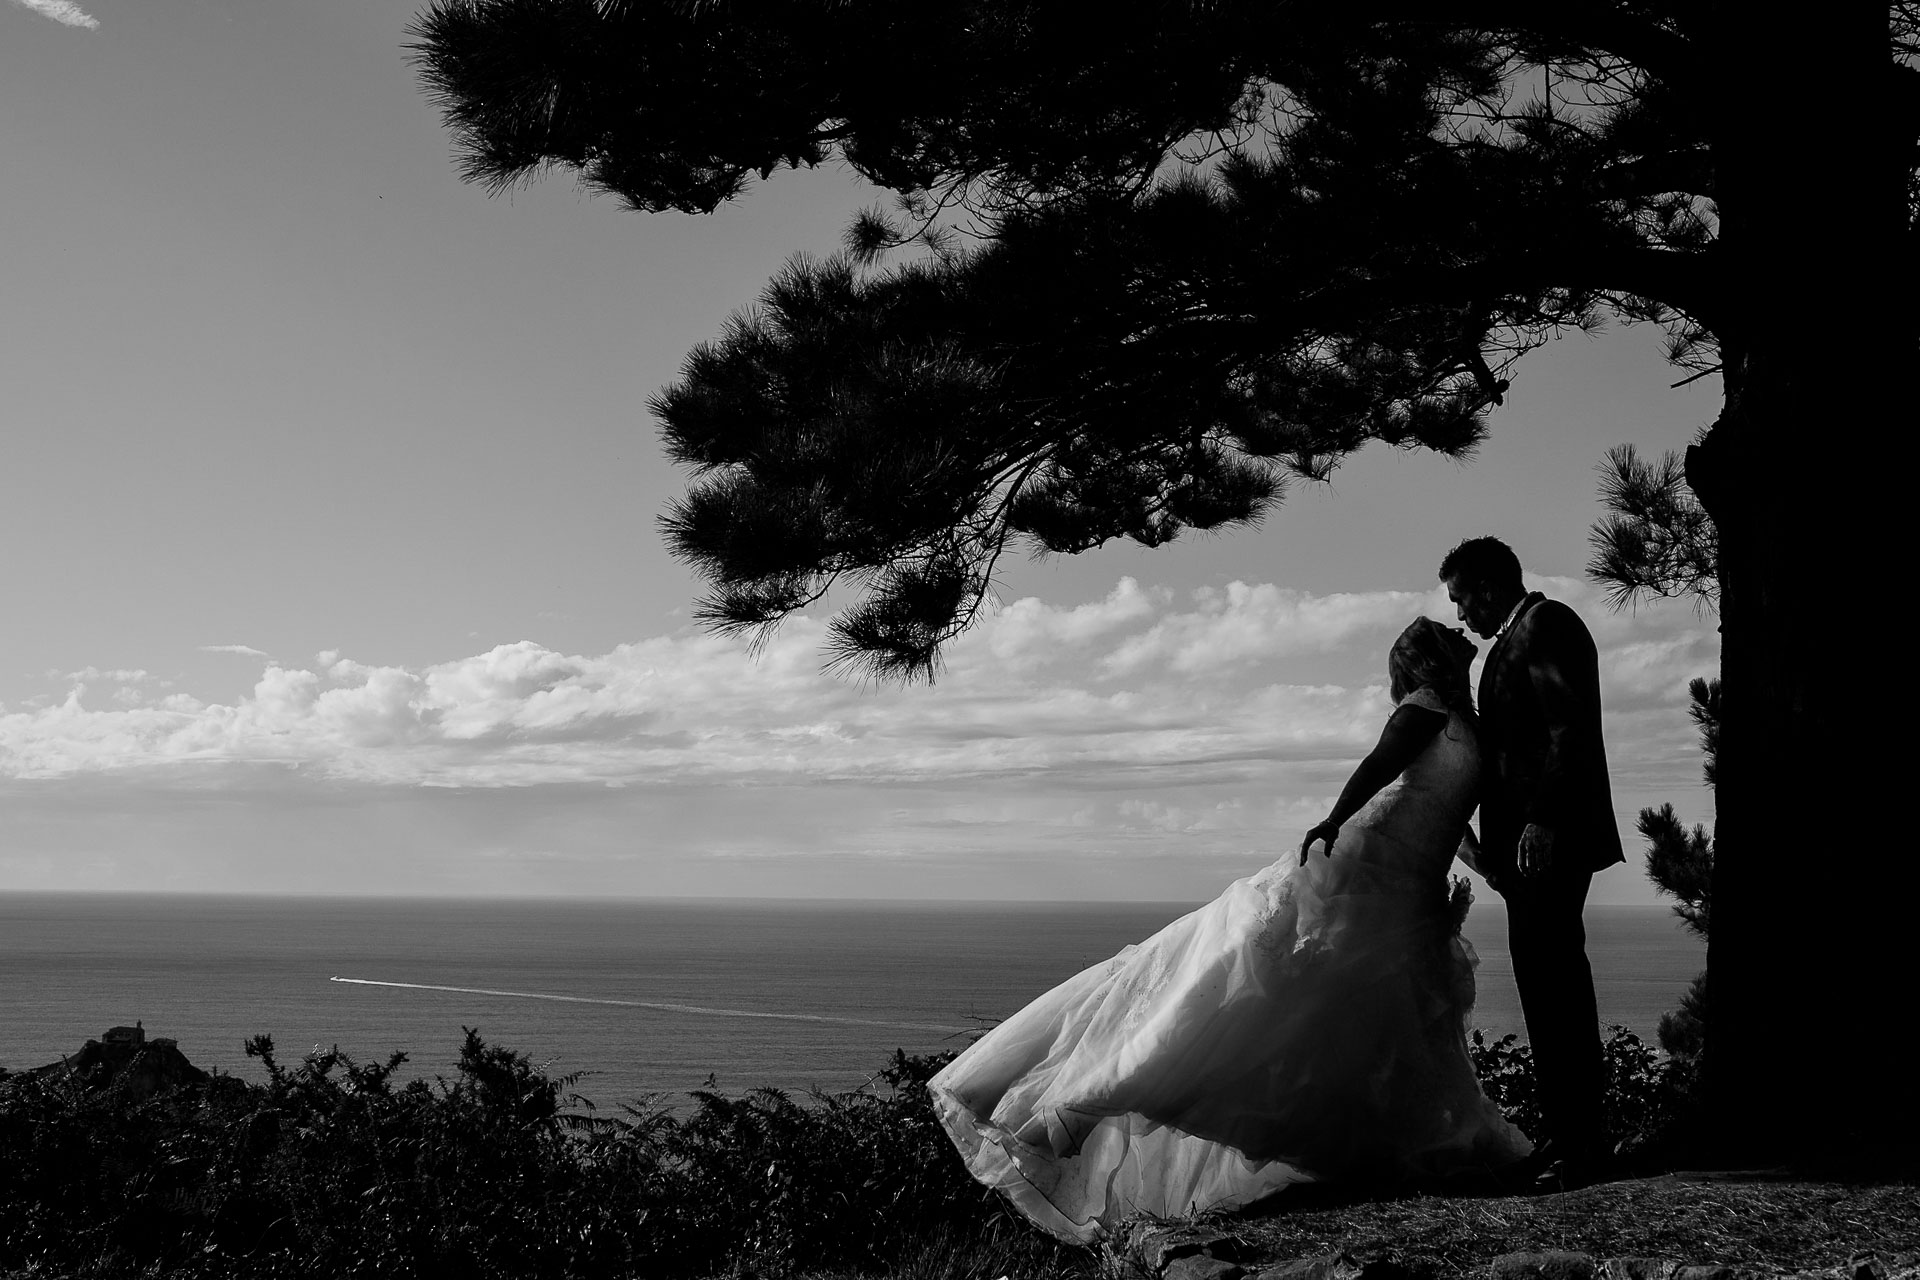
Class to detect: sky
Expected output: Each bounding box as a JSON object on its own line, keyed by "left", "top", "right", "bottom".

{"left": 0, "top": 0, "right": 1721, "bottom": 902}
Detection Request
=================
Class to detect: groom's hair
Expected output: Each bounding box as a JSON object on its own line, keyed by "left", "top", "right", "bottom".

{"left": 1438, "top": 537, "right": 1524, "bottom": 593}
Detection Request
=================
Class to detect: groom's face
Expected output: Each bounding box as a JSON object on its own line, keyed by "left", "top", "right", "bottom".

{"left": 1445, "top": 576, "right": 1505, "bottom": 640}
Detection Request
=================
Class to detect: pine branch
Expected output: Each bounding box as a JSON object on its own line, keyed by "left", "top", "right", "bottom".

{"left": 1687, "top": 675, "right": 1721, "bottom": 788}
{"left": 1413, "top": 1, "right": 1707, "bottom": 98}
{"left": 1586, "top": 443, "right": 1719, "bottom": 612}
{"left": 1639, "top": 802, "right": 1712, "bottom": 939}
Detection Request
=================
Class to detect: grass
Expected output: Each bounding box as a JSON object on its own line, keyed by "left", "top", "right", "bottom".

{"left": 1214, "top": 1176, "right": 1920, "bottom": 1273}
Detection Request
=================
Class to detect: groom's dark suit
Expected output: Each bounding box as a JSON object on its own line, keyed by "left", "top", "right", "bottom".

{"left": 1477, "top": 592, "right": 1623, "bottom": 1158}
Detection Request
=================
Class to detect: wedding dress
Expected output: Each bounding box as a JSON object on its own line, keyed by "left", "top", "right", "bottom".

{"left": 928, "top": 687, "right": 1531, "bottom": 1242}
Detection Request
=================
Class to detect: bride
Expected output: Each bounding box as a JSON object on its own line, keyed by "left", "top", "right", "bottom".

{"left": 927, "top": 617, "right": 1530, "bottom": 1242}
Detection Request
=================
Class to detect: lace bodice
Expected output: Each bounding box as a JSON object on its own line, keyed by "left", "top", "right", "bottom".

{"left": 1342, "top": 692, "right": 1480, "bottom": 878}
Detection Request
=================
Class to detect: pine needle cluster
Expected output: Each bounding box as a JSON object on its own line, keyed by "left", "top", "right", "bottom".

{"left": 1587, "top": 445, "right": 1719, "bottom": 613}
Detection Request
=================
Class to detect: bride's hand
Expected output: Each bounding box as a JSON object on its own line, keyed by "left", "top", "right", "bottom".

{"left": 1299, "top": 821, "right": 1340, "bottom": 864}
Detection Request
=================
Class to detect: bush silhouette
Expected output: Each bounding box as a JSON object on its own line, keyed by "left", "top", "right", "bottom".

{"left": 1, "top": 1032, "right": 1086, "bottom": 1279}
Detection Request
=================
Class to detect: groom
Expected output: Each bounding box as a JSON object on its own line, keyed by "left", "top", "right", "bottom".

{"left": 1440, "top": 536, "right": 1623, "bottom": 1190}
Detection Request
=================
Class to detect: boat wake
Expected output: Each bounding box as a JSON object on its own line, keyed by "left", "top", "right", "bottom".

{"left": 328, "top": 976, "right": 965, "bottom": 1033}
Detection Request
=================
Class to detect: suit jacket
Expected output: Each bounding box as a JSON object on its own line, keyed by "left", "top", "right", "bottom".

{"left": 1476, "top": 593, "right": 1625, "bottom": 880}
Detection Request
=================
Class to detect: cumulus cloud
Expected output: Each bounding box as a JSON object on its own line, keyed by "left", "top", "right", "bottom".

{"left": 1, "top": 579, "right": 1725, "bottom": 901}
{"left": 1101, "top": 583, "right": 1439, "bottom": 678}
{"left": 985, "top": 577, "right": 1165, "bottom": 671}
{"left": 200, "top": 644, "right": 269, "bottom": 658}
{"left": 1, "top": 579, "right": 1717, "bottom": 802}
{"left": 64, "top": 667, "right": 149, "bottom": 684}
{"left": 9, "top": 0, "right": 98, "bottom": 28}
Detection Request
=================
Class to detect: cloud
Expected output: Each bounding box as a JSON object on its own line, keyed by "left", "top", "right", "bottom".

{"left": 1, "top": 578, "right": 1718, "bottom": 799}
{"left": 64, "top": 667, "right": 150, "bottom": 684}
{"left": 984, "top": 577, "right": 1164, "bottom": 671}
{"left": 199, "top": 644, "right": 269, "bottom": 658}
{"left": 1101, "top": 583, "right": 1439, "bottom": 678}
{"left": 1600, "top": 633, "right": 1718, "bottom": 705}
{"left": 0, "top": 579, "right": 1721, "bottom": 903}
{"left": 9, "top": 0, "right": 98, "bottom": 28}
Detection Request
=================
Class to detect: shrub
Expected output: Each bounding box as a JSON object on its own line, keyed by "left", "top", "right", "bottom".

{"left": 4, "top": 1020, "right": 1713, "bottom": 1277}
{"left": 0, "top": 1033, "right": 1093, "bottom": 1280}
{"left": 1468, "top": 1024, "right": 1697, "bottom": 1163}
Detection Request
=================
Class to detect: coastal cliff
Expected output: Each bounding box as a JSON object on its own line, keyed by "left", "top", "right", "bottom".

{"left": 16, "top": 1024, "right": 212, "bottom": 1101}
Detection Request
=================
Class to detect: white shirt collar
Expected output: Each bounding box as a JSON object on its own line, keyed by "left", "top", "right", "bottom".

{"left": 1494, "top": 595, "right": 1528, "bottom": 641}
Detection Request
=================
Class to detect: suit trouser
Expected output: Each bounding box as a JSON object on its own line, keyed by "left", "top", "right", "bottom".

{"left": 1498, "top": 866, "right": 1605, "bottom": 1153}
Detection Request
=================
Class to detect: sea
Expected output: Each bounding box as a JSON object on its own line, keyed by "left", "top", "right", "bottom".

{"left": 0, "top": 894, "right": 1703, "bottom": 1112}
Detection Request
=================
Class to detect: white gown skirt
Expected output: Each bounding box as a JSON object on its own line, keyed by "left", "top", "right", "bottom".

{"left": 927, "top": 838, "right": 1530, "bottom": 1242}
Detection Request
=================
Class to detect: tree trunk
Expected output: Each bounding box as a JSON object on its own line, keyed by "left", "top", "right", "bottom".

{"left": 1687, "top": 5, "right": 1915, "bottom": 1169}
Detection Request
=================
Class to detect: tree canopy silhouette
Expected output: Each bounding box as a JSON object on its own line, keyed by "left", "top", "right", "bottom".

{"left": 411, "top": 2, "right": 1918, "bottom": 1165}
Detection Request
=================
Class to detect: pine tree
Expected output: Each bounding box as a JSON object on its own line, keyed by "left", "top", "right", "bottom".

{"left": 410, "top": 2, "right": 1920, "bottom": 1165}
{"left": 1589, "top": 452, "right": 1716, "bottom": 1061}
{"left": 1637, "top": 677, "right": 1717, "bottom": 1062}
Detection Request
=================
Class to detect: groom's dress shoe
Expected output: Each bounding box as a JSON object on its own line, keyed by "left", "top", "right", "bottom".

{"left": 1497, "top": 1140, "right": 1606, "bottom": 1195}
{"left": 1528, "top": 1148, "right": 1608, "bottom": 1194}
{"left": 1490, "top": 1148, "right": 1549, "bottom": 1194}
{"left": 1530, "top": 1158, "right": 1586, "bottom": 1193}
{"left": 1503, "top": 1141, "right": 1559, "bottom": 1180}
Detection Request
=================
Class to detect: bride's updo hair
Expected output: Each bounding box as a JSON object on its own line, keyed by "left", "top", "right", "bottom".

{"left": 1388, "top": 617, "right": 1477, "bottom": 719}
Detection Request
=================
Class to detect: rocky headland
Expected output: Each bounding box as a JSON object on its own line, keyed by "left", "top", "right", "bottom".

{"left": 11, "top": 1023, "right": 213, "bottom": 1102}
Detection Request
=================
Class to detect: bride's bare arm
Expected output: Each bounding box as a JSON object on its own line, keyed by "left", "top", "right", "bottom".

{"left": 1298, "top": 703, "right": 1448, "bottom": 863}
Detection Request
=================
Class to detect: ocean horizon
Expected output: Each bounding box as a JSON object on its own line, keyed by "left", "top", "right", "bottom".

{"left": 0, "top": 892, "right": 1703, "bottom": 1110}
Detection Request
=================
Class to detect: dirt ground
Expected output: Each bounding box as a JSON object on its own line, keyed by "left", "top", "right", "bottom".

{"left": 1221, "top": 1175, "right": 1920, "bottom": 1274}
